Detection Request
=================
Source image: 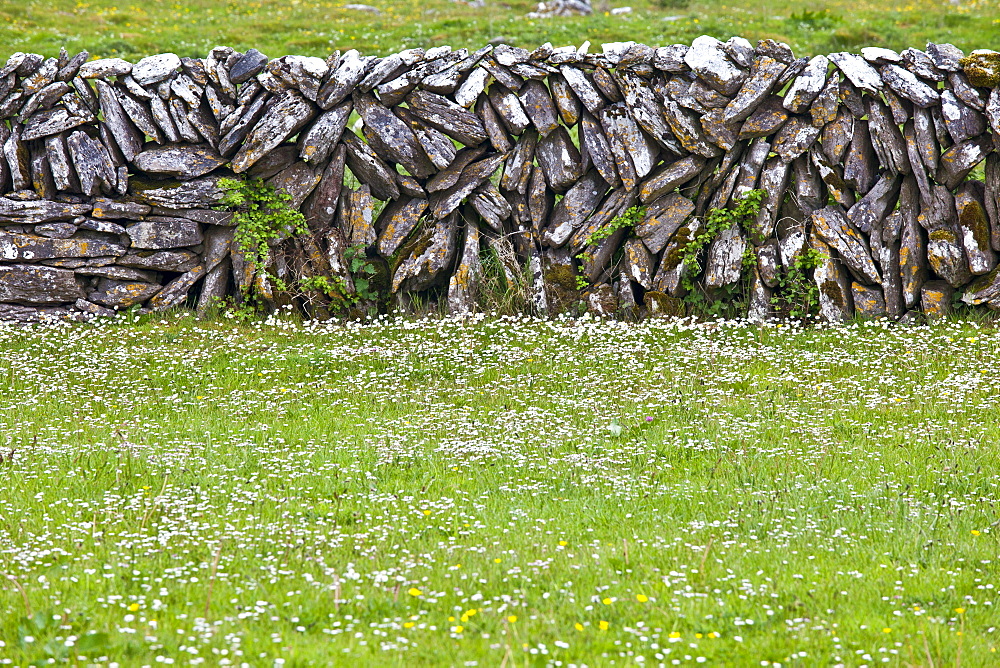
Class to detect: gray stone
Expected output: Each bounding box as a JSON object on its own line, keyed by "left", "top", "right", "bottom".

{"left": 128, "top": 175, "right": 227, "bottom": 209}
{"left": 75, "top": 265, "right": 160, "bottom": 282}
{"left": 132, "top": 53, "right": 180, "bottom": 85}
{"left": 0, "top": 197, "right": 90, "bottom": 224}
{"left": 772, "top": 116, "right": 821, "bottom": 163}
{"left": 342, "top": 132, "right": 401, "bottom": 201}
{"left": 599, "top": 102, "right": 658, "bottom": 177}
{"left": 954, "top": 181, "right": 996, "bottom": 276}
{"left": 78, "top": 58, "right": 132, "bottom": 79}
{"left": 230, "top": 91, "right": 315, "bottom": 173}
{"left": 34, "top": 222, "right": 77, "bottom": 239}
{"left": 356, "top": 93, "right": 436, "bottom": 178}
{"left": 847, "top": 173, "right": 901, "bottom": 234}
{"left": 661, "top": 99, "right": 719, "bottom": 157}
{"left": 811, "top": 205, "right": 880, "bottom": 284}
{"left": 118, "top": 250, "right": 199, "bottom": 272}
{"left": 147, "top": 265, "right": 206, "bottom": 311}
{"left": 739, "top": 95, "right": 788, "bottom": 140}
{"left": 267, "top": 161, "right": 323, "bottom": 210}
{"left": 937, "top": 135, "right": 992, "bottom": 190}
{"left": 558, "top": 65, "right": 605, "bottom": 115}
{"left": 74, "top": 298, "right": 116, "bottom": 318}
{"left": 230, "top": 49, "right": 268, "bottom": 85}
{"left": 391, "top": 211, "right": 458, "bottom": 292}
{"left": 638, "top": 155, "right": 704, "bottom": 205}
{"left": 535, "top": 125, "right": 583, "bottom": 193}
{"left": 447, "top": 220, "right": 481, "bottom": 314}
{"left": 782, "top": 54, "right": 828, "bottom": 113}
{"left": 921, "top": 280, "right": 954, "bottom": 319}
{"left": 683, "top": 35, "right": 746, "bottom": 96}
{"left": 133, "top": 144, "right": 225, "bottom": 179}
{"left": 723, "top": 56, "right": 785, "bottom": 123}
{"left": 88, "top": 278, "right": 162, "bottom": 308}
{"left": 867, "top": 97, "right": 910, "bottom": 175}
{"left": 126, "top": 218, "right": 202, "bottom": 250}
{"left": 376, "top": 197, "right": 429, "bottom": 257}
{"left": 635, "top": 192, "right": 695, "bottom": 255}
{"left": 828, "top": 52, "right": 882, "bottom": 94}
{"left": 577, "top": 113, "right": 619, "bottom": 189}
{"left": 94, "top": 80, "right": 142, "bottom": 162}
{"left": 0, "top": 264, "right": 83, "bottom": 304}
{"left": 429, "top": 153, "right": 506, "bottom": 219}
{"left": 0, "top": 231, "right": 125, "bottom": 261}
{"left": 406, "top": 89, "right": 487, "bottom": 146}
{"left": 543, "top": 169, "right": 607, "bottom": 247}
{"left": 879, "top": 64, "right": 939, "bottom": 108}
{"left": 940, "top": 90, "right": 986, "bottom": 145}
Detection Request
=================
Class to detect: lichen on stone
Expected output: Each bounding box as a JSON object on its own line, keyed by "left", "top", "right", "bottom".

{"left": 960, "top": 50, "right": 1000, "bottom": 88}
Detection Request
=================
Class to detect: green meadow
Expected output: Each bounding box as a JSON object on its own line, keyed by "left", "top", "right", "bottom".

{"left": 1, "top": 314, "right": 999, "bottom": 665}
{"left": 1, "top": 0, "right": 998, "bottom": 61}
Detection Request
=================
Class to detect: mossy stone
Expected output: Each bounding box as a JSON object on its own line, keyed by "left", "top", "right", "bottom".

{"left": 960, "top": 50, "right": 1000, "bottom": 88}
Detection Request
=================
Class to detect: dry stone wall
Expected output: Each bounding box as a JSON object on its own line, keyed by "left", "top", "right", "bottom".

{"left": 1, "top": 39, "right": 999, "bottom": 323}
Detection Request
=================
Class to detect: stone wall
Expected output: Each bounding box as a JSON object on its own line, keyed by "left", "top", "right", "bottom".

{"left": 0, "top": 40, "right": 999, "bottom": 323}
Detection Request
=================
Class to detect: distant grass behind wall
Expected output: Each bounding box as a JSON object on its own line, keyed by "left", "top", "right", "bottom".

{"left": 0, "top": 0, "right": 997, "bottom": 61}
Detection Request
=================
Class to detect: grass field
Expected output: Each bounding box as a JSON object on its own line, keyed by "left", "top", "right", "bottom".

{"left": 1, "top": 0, "right": 998, "bottom": 62}
{"left": 0, "top": 313, "right": 998, "bottom": 665}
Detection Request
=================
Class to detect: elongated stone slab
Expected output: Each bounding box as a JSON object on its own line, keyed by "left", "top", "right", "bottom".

{"left": 783, "top": 55, "right": 828, "bottom": 113}
{"left": 518, "top": 80, "right": 560, "bottom": 137}
{"left": 133, "top": 144, "right": 225, "bottom": 179}
{"left": 535, "top": 125, "right": 583, "bottom": 193}
{"left": 847, "top": 173, "right": 901, "bottom": 234}
{"left": 356, "top": 93, "right": 435, "bottom": 178}
{"left": 811, "top": 205, "right": 880, "bottom": 284}
{"left": 0, "top": 231, "right": 125, "bottom": 261}
{"left": 684, "top": 35, "right": 746, "bottom": 96}
{"left": 772, "top": 116, "right": 821, "bottom": 163}
{"left": 94, "top": 80, "right": 142, "bottom": 162}
{"left": 318, "top": 49, "right": 367, "bottom": 109}
{"left": 295, "top": 101, "right": 350, "bottom": 165}
{"left": 559, "top": 65, "right": 605, "bottom": 115}
{"left": 549, "top": 72, "right": 581, "bottom": 126}
{"left": 639, "top": 155, "right": 704, "bottom": 205}
{"left": 723, "top": 56, "right": 785, "bottom": 123}
{"left": 739, "top": 95, "right": 788, "bottom": 140}
{"left": 955, "top": 181, "right": 996, "bottom": 276}
{"left": 342, "top": 132, "right": 400, "bottom": 202}
{"left": 477, "top": 93, "right": 514, "bottom": 153}
{"left": 470, "top": 182, "right": 511, "bottom": 232}
{"left": 662, "top": 99, "right": 719, "bottom": 158}
{"left": 396, "top": 107, "right": 456, "bottom": 170}
{"left": 0, "top": 264, "right": 84, "bottom": 304}
{"left": 128, "top": 175, "right": 226, "bottom": 209}
{"left": 940, "top": 90, "right": 986, "bottom": 145}
{"left": 543, "top": 169, "right": 607, "bottom": 247}
{"left": 938, "top": 135, "right": 992, "bottom": 190}
{"left": 391, "top": 211, "right": 458, "bottom": 292}
{"left": 578, "top": 113, "right": 619, "bottom": 190}
{"left": 599, "top": 102, "right": 658, "bottom": 178}
{"left": 407, "top": 89, "right": 487, "bottom": 146}
{"left": 428, "top": 153, "right": 506, "bottom": 219}
{"left": 635, "top": 192, "right": 695, "bottom": 255}
{"left": 231, "top": 91, "right": 315, "bottom": 173}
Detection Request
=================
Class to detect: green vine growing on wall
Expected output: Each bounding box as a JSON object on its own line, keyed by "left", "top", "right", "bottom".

{"left": 218, "top": 177, "right": 307, "bottom": 272}
{"left": 575, "top": 205, "right": 646, "bottom": 290}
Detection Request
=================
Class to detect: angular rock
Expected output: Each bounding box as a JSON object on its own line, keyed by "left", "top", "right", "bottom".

{"left": 599, "top": 102, "right": 658, "bottom": 178}
{"left": 700, "top": 109, "right": 739, "bottom": 151}
{"left": 396, "top": 106, "right": 457, "bottom": 171}
{"left": 852, "top": 282, "right": 886, "bottom": 318}
{"left": 879, "top": 64, "right": 939, "bottom": 108}
{"left": 723, "top": 56, "right": 785, "bottom": 123}
{"left": 93, "top": 80, "right": 142, "bottom": 162}
{"left": 549, "top": 72, "right": 581, "bottom": 125}
{"left": 739, "top": 95, "right": 788, "bottom": 140}
{"left": 577, "top": 113, "right": 619, "bottom": 189}
{"left": 962, "top": 49, "right": 1000, "bottom": 88}
{"left": 921, "top": 280, "right": 954, "bottom": 319}
{"left": 535, "top": 125, "right": 583, "bottom": 193}
{"left": 782, "top": 55, "right": 829, "bottom": 113}
{"left": 429, "top": 145, "right": 488, "bottom": 193}
{"left": 519, "top": 79, "right": 560, "bottom": 136}
{"left": 447, "top": 220, "right": 481, "bottom": 314}
{"left": 34, "top": 222, "right": 77, "bottom": 239}
{"left": 821, "top": 107, "right": 853, "bottom": 164}
{"left": 356, "top": 93, "right": 435, "bottom": 178}
{"left": 772, "top": 116, "right": 822, "bottom": 162}
{"left": 0, "top": 231, "right": 125, "bottom": 261}
{"left": 476, "top": 94, "right": 513, "bottom": 153}
{"left": 684, "top": 35, "right": 746, "bottom": 96}
{"left": 635, "top": 192, "right": 694, "bottom": 255}
{"left": 470, "top": 182, "right": 511, "bottom": 233}
{"left": 811, "top": 205, "right": 880, "bottom": 284}
{"left": 661, "top": 100, "right": 720, "bottom": 158}
{"left": 118, "top": 249, "right": 199, "bottom": 272}
{"left": 937, "top": 135, "right": 992, "bottom": 190}
{"left": 0, "top": 264, "right": 84, "bottom": 304}
{"left": 21, "top": 106, "right": 91, "bottom": 143}
{"left": 843, "top": 121, "right": 877, "bottom": 194}
{"left": 128, "top": 175, "right": 227, "bottom": 209}
{"left": 749, "top": 157, "right": 791, "bottom": 241}
{"left": 639, "top": 155, "right": 704, "bottom": 205}
{"left": 407, "top": 89, "right": 487, "bottom": 146}
{"left": 954, "top": 181, "right": 996, "bottom": 275}
{"left": 342, "top": 132, "right": 401, "bottom": 201}
{"left": 940, "top": 90, "right": 986, "bottom": 145}
{"left": 847, "top": 173, "right": 901, "bottom": 234}
{"left": 703, "top": 223, "right": 747, "bottom": 288}
{"left": 133, "top": 144, "right": 225, "bottom": 179}
{"left": 230, "top": 49, "right": 269, "bottom": 85}
{"left": 318, "top": 49, "right": 368, "bottom": 109}
{"left": 810, "top": 232, "right": 853, "bottom": 322}
{"left": 231, "top": 91, "right": 315, "bottom": 173}
{"left": 75, "top": 265, "right": 160, "bottom": 282}
{"left": 809, "top": 72, "right": 841, "bottom": 127}
{"left": 0, "top": 197, "right": 90, "bottom": 224}
{"left": 429, "top": 153, "right": 506, "bottom": 220}
{"left": 302, "top": 144, "right": 346, "bottom": 232}
{"left": 78, "top": 58, "right": 132, "bottom": 79}
{"left": 132, "top": 53, "right": 180, "bottom": 85}
{"left": 454, "top": 66, "right": 490, "bottom": 108}
{"left": 89, "top": 278, "right": 162, "bottom": 309}
{"left": 487, "top": 84, "right": 530, "bottom": 135}
{"left": 828, "top": 52, "right": 882, "bottom": 94}
{"left": 376, "top": 197, "right": 429, "bottom": 257}
{"left": 391, "top": 211, "right": 458, "bottom": 292}
{"left": 339, "top": 184, "right": 376, "bottom": 248}
{"left": 559, "top": 66, "right": 605, "bottom": 115}
{"left": 543, "top": 170, "right": 607, "bottom": 247}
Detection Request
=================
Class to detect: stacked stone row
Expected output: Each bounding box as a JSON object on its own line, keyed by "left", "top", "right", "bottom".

{"left": 0, "top": 38, "right": 998, "bottom": 322}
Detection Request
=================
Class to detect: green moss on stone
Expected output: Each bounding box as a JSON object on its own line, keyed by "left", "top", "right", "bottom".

{"left": 960, "top": 51, "right": 1000, "bottom": 88}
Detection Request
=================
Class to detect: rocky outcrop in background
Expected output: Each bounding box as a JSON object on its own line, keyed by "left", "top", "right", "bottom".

{"left": 0, "top": 40, "right": 999, "bottom": 323}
